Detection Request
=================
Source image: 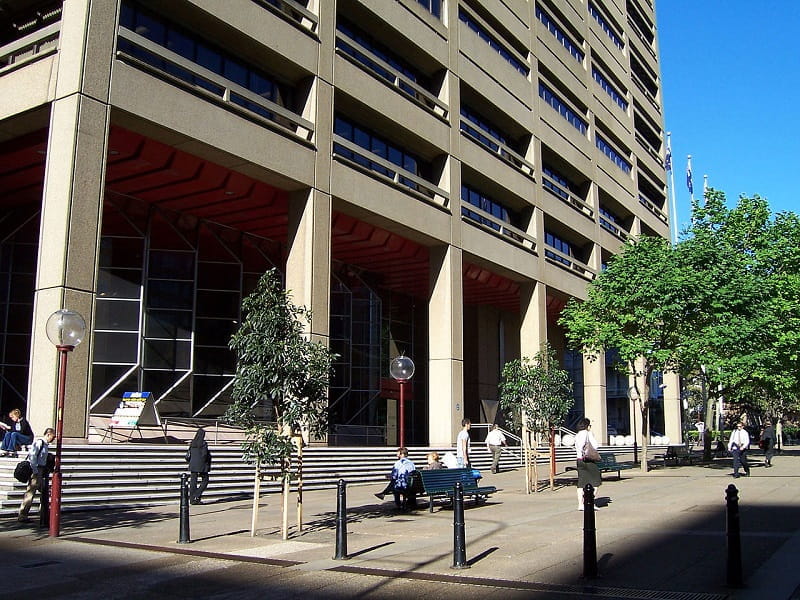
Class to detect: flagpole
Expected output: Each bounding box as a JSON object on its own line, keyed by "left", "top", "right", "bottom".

{"left": 667, "top": 133, "right": 678, "bottom": 244}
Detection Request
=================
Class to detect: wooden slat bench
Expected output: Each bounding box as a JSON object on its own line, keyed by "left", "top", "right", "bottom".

{"left": 416, "top": 468, "right": 497, "bottom": 512}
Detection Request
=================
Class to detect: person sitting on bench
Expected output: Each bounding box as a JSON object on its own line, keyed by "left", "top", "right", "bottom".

{"left": 375, "top": 447, "right": 417, "bottom": 509}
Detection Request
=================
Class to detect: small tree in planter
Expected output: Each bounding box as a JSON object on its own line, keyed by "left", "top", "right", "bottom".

{"left": 225, "top": 268, "right": 336, "bottom": 539}
{"left": 499, "top": 343, "right": 573, "bottom": 492}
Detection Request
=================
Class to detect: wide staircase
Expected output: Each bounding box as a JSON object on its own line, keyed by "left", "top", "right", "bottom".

{"left": 0, "top": 442, "right": 587, "bottom": 518}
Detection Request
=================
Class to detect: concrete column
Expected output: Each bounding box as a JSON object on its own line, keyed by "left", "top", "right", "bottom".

{"left": 27, "top": 0, "right": 118, "bottom": 439}
{"left": 583, "top": 352, "right": 607, "bottom": 443}
{"left": 662, "top": 371, "right": 682, "bottom": 443}
{"left": 428, "top": 245, "right": 463, "bottom": 447}
{"left": 519, "top": 281, "right": 546, "bottom": 358}
{"left": 286, "top": 188, "right": 331, "bottom": 342}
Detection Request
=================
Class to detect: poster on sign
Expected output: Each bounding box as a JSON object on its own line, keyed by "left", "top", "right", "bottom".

{"left": 109, "top": 392, "right": 159, "bottom": 428}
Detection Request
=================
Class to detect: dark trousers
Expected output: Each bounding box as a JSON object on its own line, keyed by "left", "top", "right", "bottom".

{"left": 764, "top": 440, "right": 774, "bottom": 465}
{"left": 732, "top": 449, "right": 750, "bottom": 476}
{"left": 190, "top": 472, "right": 209, "bottom": 502}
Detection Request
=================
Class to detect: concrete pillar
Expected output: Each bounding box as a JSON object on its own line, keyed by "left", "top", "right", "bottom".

{"left": 428, "top": 245, "right": 463, "bottom": 447}
{"left": 286, "top": 188, "right": 331, "bottom": 342}
{"left": 662, "top": 371, "right": 682, "bottom": 443}
{"left": 27, "top": 0, "right": 118, "bottom": 439}
{"left": 583, "top": 352, "right": 607, "bottom": 443}
{"left": 519, "top": 281, "right": 546, "bottom": 358}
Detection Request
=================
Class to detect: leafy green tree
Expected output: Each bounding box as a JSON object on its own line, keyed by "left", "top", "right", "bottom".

{"left": 225, "top": 268, "right": 336, "bottom": 538}
{"left": 558, "top": 235, "right": 692, "bottom": 472}
{"left": 677, "top": 192, "right": 800, "bottom": 425}
{"left": 499, "top": 343, "right": 573, "bottom": 491}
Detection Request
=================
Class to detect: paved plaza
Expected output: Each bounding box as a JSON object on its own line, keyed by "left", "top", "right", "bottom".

{"left": 2, "top": 449, "right": 800, "bottom": 599}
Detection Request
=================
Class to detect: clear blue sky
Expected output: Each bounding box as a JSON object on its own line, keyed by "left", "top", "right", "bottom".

{"left": 656, "top": 1, "right": 800, "bottom": 234}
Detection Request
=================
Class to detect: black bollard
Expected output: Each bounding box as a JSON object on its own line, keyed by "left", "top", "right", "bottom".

{"left": 582, "top": 484, "right": 598, "bottom": 579}
{"left": 333, "top": 479, "right": 349, "bottom": 560}
{"left": 726, "top": 484, "right": 743, "bottom": 587}
{"left": 178, "top": 472, "right": 191, "bottom": 544}
{"left": 451, "top": 481, "right": 469, "bottom": 569}
{"left": 39, "top": 470, "right": 50, "bottom": 529}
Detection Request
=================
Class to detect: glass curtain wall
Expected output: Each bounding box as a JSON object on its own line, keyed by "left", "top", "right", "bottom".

{"left": 0, "top": 206, "right": 39, "bottom": 417}
{"left": 91, "top": 197, "right": 276, "bottom": 418}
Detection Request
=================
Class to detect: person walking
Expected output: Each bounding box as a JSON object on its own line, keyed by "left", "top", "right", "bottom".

{"left": 728, "top": 422, "right": 751, "bottom": 478}
{"left": 456, "top": 418, "right": 471, "bottom": 468}
{"left": 761, "top": 421, "right": 776, "bottom": 468}
{"left": 574, "top": 418, "right": 601, "bottom": 511}
{"left": 485, "top": 424, "right": 507, "bottom": 473}
{"left": 776, "top": 419, "right": 783, "bottom": 454}
{"left": 18, "top": 427, "right": 55, "bottom": 523}
{"left": 186, "top": 429, "right": 211, "bottom": 504}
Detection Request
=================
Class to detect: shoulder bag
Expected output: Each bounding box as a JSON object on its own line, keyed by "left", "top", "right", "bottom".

{"left": 582, "top": 438, "right": 601, "bottom": 463}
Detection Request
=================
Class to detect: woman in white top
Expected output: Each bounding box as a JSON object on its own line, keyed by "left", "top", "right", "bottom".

{"left": 574, "top": 417, "right": 601, "bottom": 510}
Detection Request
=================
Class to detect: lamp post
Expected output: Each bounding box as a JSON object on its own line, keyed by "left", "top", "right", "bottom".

{"left": 627, "top": 385, "right": 639, "bottom": 464}
{"left": 45, "top": 309, "right": 86, "bottom": 537}
{"left": 389, "top": 354, "right": 415, "bottom": 448}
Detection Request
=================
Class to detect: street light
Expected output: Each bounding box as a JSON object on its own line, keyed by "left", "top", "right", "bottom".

{"left": 627, "top": 385, "right": 640, "bottom": 464}
{"left": 389, "top": 354, "right": 415, "bottom": 448}
{"left": 45, "top": 309, "right": 86, "bottom": 537}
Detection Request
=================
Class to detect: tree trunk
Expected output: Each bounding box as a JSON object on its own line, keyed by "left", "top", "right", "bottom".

{"left": 523, "top": 421, "right": 531, "bottom": 494}
{"left": 250, "top": 466, "right": 261, "bottom": 537}
{"left": 549, "top": 427, "right": 555, "bottom": 491}
{"left": 295, "top": 435, "right": 303, "bottom": 532}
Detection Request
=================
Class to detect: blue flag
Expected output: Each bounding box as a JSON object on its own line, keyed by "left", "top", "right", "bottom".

{"left": 665, "top": 148, "right": 672, "bottom": 171}
{"left": 686, "top": 161, "right": 693, "bottom": 194}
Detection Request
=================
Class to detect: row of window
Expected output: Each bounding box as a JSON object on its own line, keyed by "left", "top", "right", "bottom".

{"left": 458, "top": 8, "right": 529, "bottom": 75}
{"left": 333, "top": 115, "right": 426, "bottom": 193}
{"left": 461, "top": 185, "right": 523, "bottom": 243}
{"left": 589, "top": 2, "right": 624, "bottom": 50}
{"left": 415, "top": 0, "right": 442, "bottom": 18}
{"left": 118, "top": 1, "right": 291, "bottom": 121}
{"left": 592, "top": 66, "right": 628, "bottom": 111}
{"left": 460, "top": 106, "right": 509, "bottom": 152}
{"left": 544, "top": 231, "right": 574, "bottom": 266}
{"left": 539, "top": 82, "right": 587, "bottom": 135}
{"left": 596, "top": 135, "right": 632, "bottom": 174}
{"left": 336, "top": 19, "right": 427, "bottom": 100}
{"left": 542, "top": 166, "right": 577, "bottom": 202}
{"left": 536, "top": 5, "right": 584, "bottom": 64}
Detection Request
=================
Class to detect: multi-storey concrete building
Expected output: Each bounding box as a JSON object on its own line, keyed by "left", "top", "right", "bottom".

{"left": 0, "top": 0, "right": 681, "bottom": 447}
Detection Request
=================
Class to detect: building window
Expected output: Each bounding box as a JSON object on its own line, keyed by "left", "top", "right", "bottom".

{"left": 544, "top": 231, "right": 574, "bottom": 266}
{"left": 592, "top": 66, "right": 628, "bottom": 110}
{"left": 334, "top": 115, "right": 427, "bottom": 193}
{"left": 589, "top": 3, "right": 624, "bottom": 50}
{"left": 596, "top": 135, "right": 631, "bottom": 174}
{"left": 458, "top": 9, "right": 529, "bottom": 75}
{"left": 461, "top": 184, "right": 521, "bottom": 241}
{"left": 536, "top": 5, "right": 584, "bottom": 63}
{"left": 539, "top": 83, "right": 587, "bottom": 135}
{"left": 542, "top": 166, "right": 577, "bottom": 202}
{"left": 415, "top": 0, "right": 442, "bottom": 18}
{"left": 336, "top": 19, "right": 430, "bottom": 100}
{"left": 599, "top": 206, "right": 624, "bottom": 236}
{"left": 118, "top": 1, "right": 294, "bottom": 121}
{"left": 460, "top": 106, "right": 510, "bottom": 152}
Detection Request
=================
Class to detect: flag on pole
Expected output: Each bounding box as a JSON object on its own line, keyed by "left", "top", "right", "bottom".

{"left": 665, "top": 134, "right": 672, "bottom": 172}
{"left": 686, "top": 156, "right": 693, "bottom": 195}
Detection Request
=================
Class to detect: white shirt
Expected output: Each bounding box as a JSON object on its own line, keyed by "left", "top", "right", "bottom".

{"left": 486, "top": 429, "right": 506, "bottom": 447}
{"left": 728, "top": 428, "right": 750, "bottom": 451}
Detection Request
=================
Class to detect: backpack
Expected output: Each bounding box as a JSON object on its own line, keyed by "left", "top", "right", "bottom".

{"left": 14, "top": 460, "right": 33, "bottom": 484}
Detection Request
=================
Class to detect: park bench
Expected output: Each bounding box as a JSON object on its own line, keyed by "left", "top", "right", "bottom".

{"left": 658, "top": 445, "right": 697, "bottom": 466}
{"left": 566, "top": 452, "right": 635, "bottom": 480}
{"left": 416, "top": 468, "right": 497, "bottom": 512}
{"left": 596, "top": 452, "right": 635, "bottom": 479}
